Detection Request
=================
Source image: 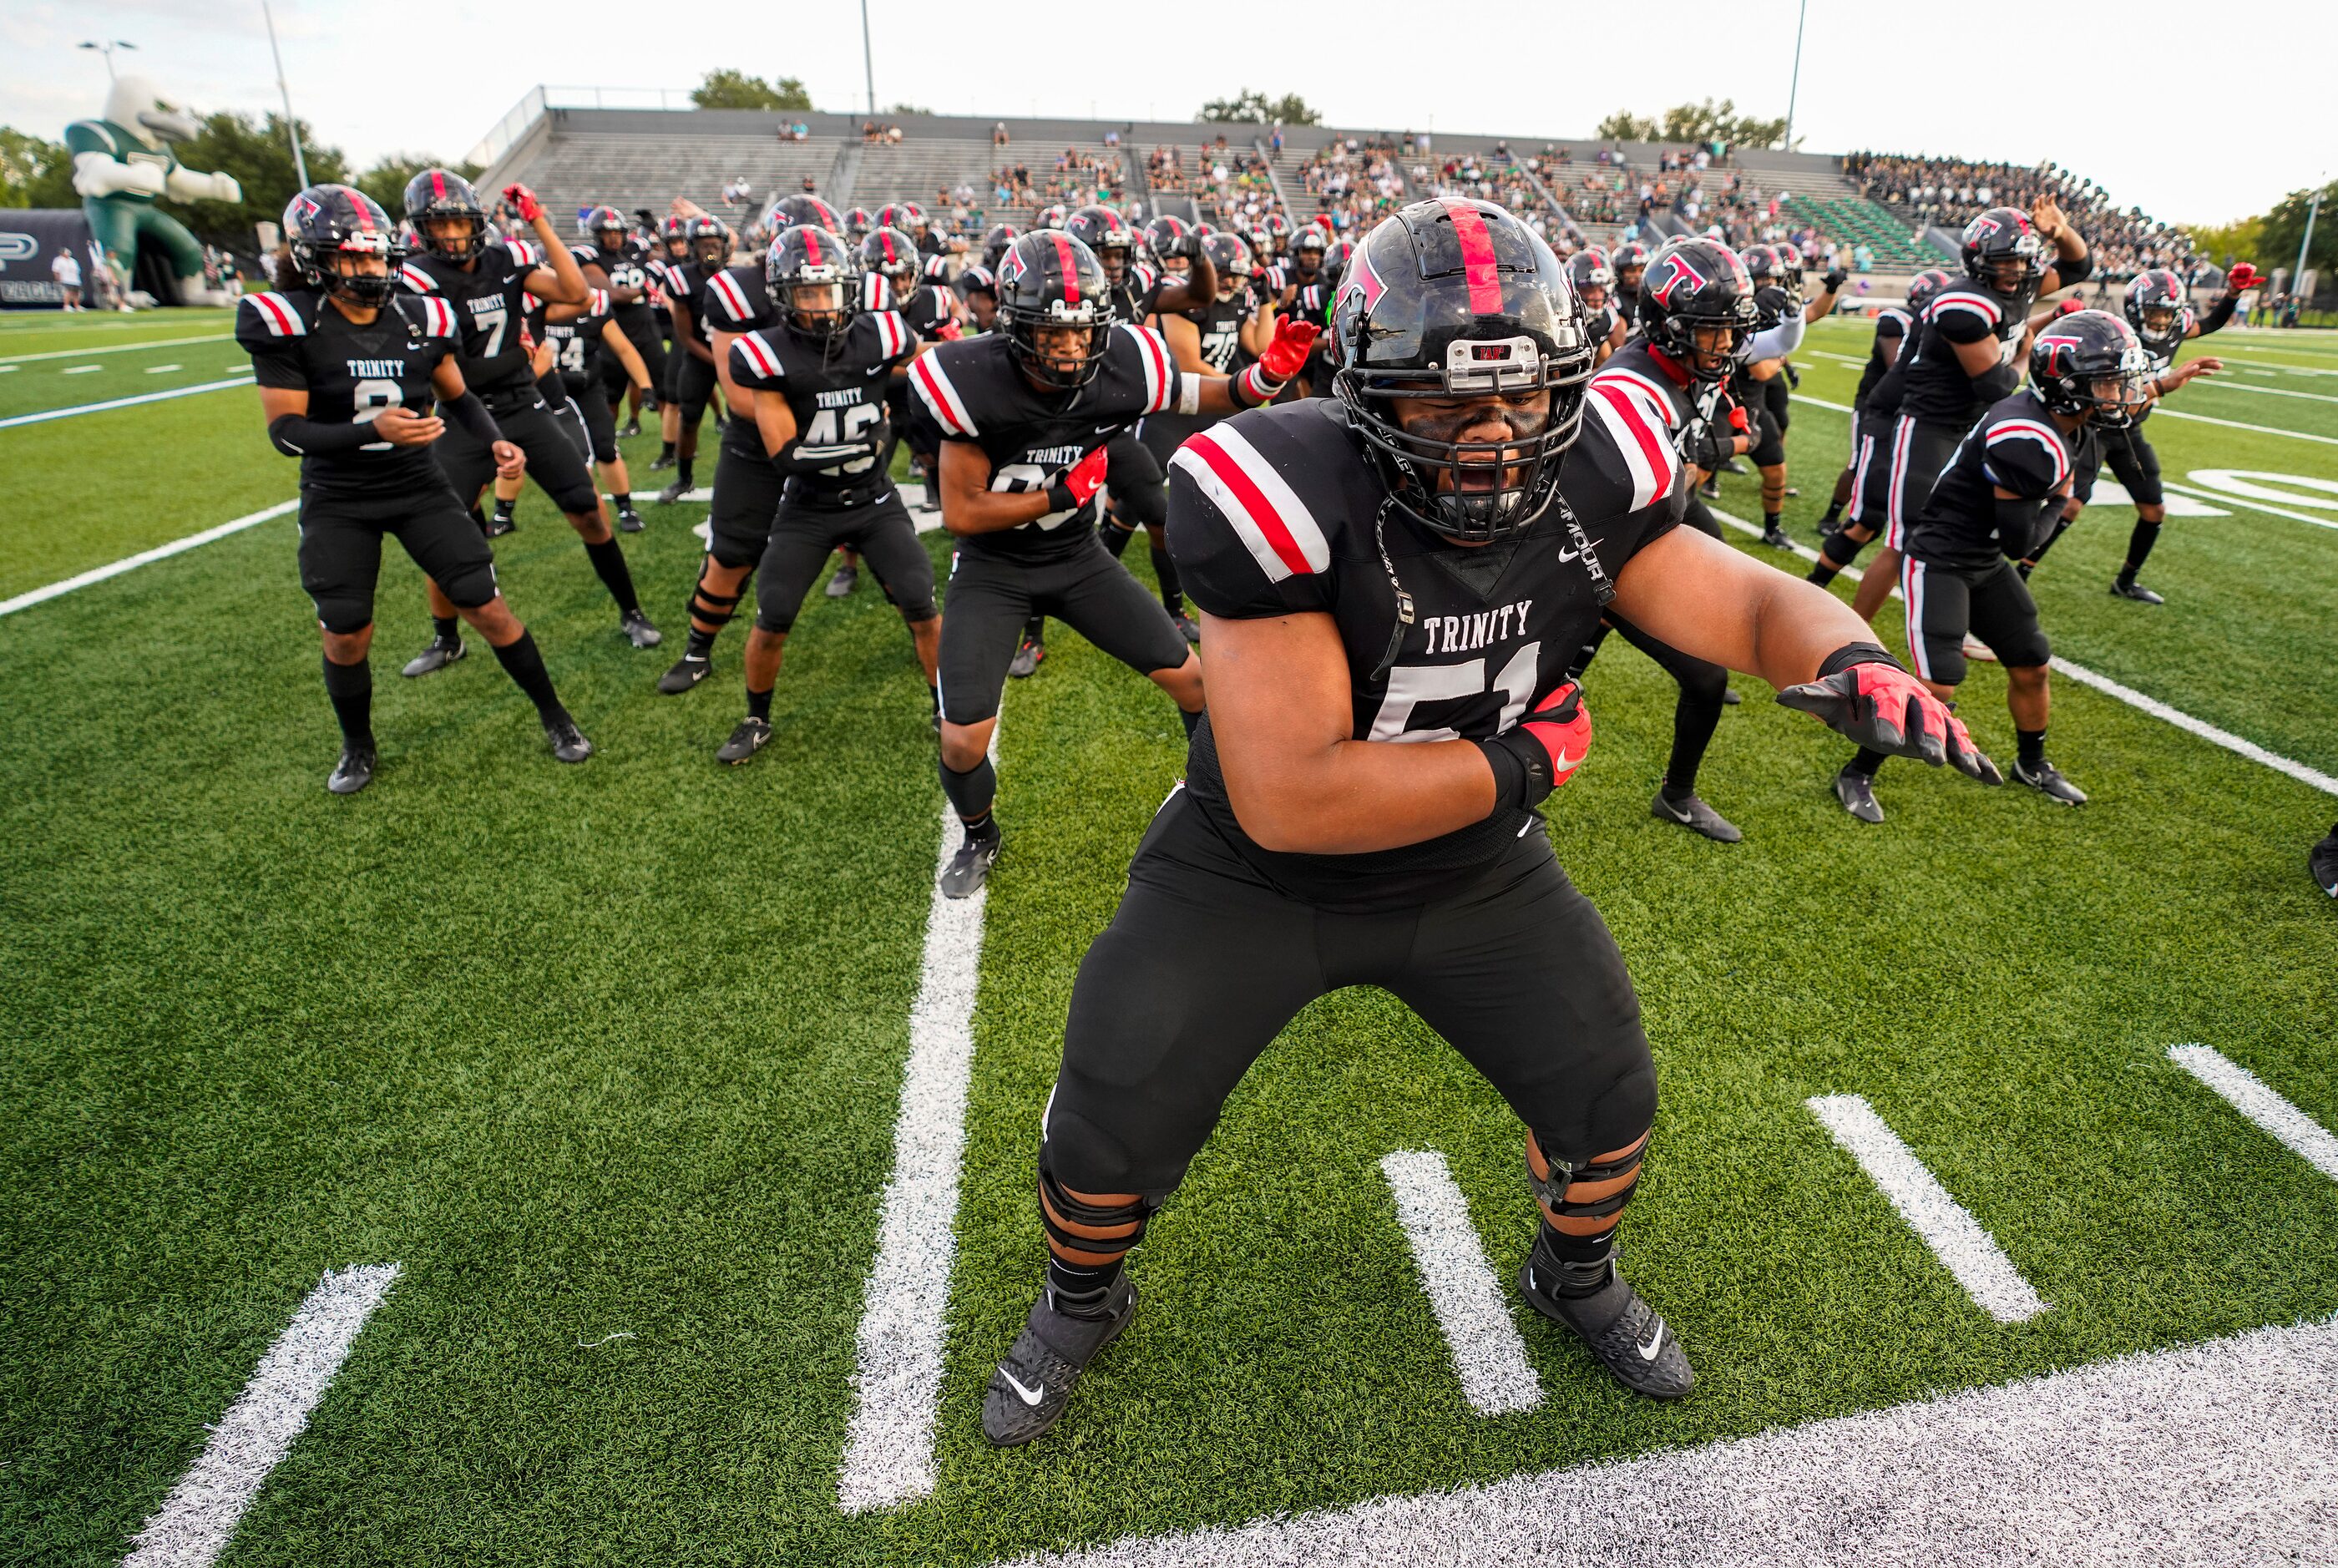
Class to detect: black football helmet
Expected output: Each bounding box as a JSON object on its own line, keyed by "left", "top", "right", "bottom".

{"left": 1961, "top": 206, "right": 2049, "bottom": 302}
{"left": 1566, "top": 246, "right": 1614, "bottom": 306}
{"left": 1066, "top": 205, "right": 1138, "bottom": 282}
{"left": 1329, "top": 197, "right": 1596, "bottom": 543}
{"left": 2123, "top": 268, "right": 2189, "bottom": 352}
{"left": 1202, "top": 231, "right": 1253, "bottom": 301}
{"left": 1636, "top": 238, "right": 1759, "bottom": 382}
{"left": 1288, "top": 225, "right": 1328, "bottom": 277}
{"left": 772, "top": 194, "right": 845, "bottom": 235}
{"left": 767, "top": 225, "right": 857, "bottom": 344}
{"left": 402, "top": 169, "right": 487, "bottom": 263}
{"left": 875, "top": 201, "right": 924, "bottom": 232}
{"left": 1612, "top": 240, "right": 1652, "bottom": 291}
{"left": 2030, "top": 308, "right": 2153, "bottom": 427}
{"left": 997, "top": 230, "right": 1115, "bottom": 391}
{"left": 981, "top": 223, "right": 1021, "bottom": 273}
{"left": 685, "top": 216, "right": 727, "bottom": 268}
{"left": 660, "top": 216, "right": 691, "bottom": 260}
{"left": 285, "top": 184, "right": 402, "bottom": 306}
{"left": 1320, "top": 237, "right": 1355, "bottom": 293}
{"left": 1142, "top": 215, "right": 1192, "bottom": 271}
{"left": 843, "top": 206, "right": 876, "bottom": 240}
{"left": 1905, "top": 266, "right": 1953, "bottom": 317}
{"left": 861, "top": 225, "right": 921, "bottom": 293}
{"left": 582, "top": 205, "right": 629, "bottom": 254}
{"left": 1039, "top": 204, "right": 1070, "bottom": 230}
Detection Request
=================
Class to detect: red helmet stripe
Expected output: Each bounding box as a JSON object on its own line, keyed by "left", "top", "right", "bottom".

{"left": 1440, "top": 200, "right": 1503, "bottom": 315}
{"left": 804, "top": 229, "right": 823, "bottom": 266}
{"left": 1052, "top": 233, "right": 1080, "bottom": 305}
{"left": 430, "top": 169, "right": 447, "bottom": 202}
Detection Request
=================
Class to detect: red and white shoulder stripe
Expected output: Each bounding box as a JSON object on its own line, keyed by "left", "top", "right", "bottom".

{"left": 504, "top": 238, "right": 539, "bottom": 268}
{"left": 397, "top": 262, "right": 436, "bottom": 294}
{"left": 1585, "top": 377, "right": 1681, "bottom": 512}
{"left": 1985, "top": 418, "right": 2070, "bottom": 487}
{"left": 586, "top": 286, "right": 610, "bottom": 317}
{"left": 731, "top": 330, "right": 784, "bottom": 382}
{"left": 243, "top": 292, "right": 306, "bottom": 336}
{"left": 1588, "top": 363, "right": 1683, "bottom": 432}
{"left": 909, "top": 349, "right": 978, "bottom": 436}
{"left": 1116, "top": 321, "right": 1175, "bottom": 415}
{"left": 1927, "top": 291, "right": 2002, "bottom": 326}
{"left": 863, "top": 273, "right": 891, "bottom": 311}
{"left": 1134, "top": 262, "right": 1158, "bottom": 292}
{"left": 1877, "top": 306, "right": 1913, "bottom": 336}
{"left": 868, "top": 309, "right": 912, "bottom": 358}
{"left": 418, "top": 295, "right": 458, "bottom": 338}
{"left": 1170, "top": 424, "right": 1330, "bottom": 583}
{"left": 706, "top": 269, "right": 752, "bottom": 323}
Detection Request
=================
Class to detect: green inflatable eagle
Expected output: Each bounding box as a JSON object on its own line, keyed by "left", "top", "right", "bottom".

{"left": 66, "top": 75, "right": 242, "bottom": 306}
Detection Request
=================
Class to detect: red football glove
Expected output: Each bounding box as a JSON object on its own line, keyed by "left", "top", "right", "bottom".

{"left": 934, "top": 321, "right": 964, "bottom": 341}
{"left": 1776, "top": 658, "right": 2001, "bottom": 782}
{"left": 502, "top": 183, "right": 544, "bottom": 224}
{"left": 2227, "top": 262, "right": 2260, "bottom": 291}
{"left": 1480, "top": 682, "right": 1591, "bottom": 807}
{"left": 1257, "top": 318, "right": 1319, "bottom": 382}
{"left": 1045, "top": 445, "right": 1110, "bottom": 513}
{"left": 2054, "top": 296, "right": 2086, "bottom": 317}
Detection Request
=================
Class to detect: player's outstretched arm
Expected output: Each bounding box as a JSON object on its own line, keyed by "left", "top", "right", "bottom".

{"left": 600, "top": 319, "right": 653, "bottom": 397}
{"left": 1191, "top": 320, "right": 1318, "bottom": 416}
{"left": 508, "top": 185, "right": 590, "bottom": 306}
{"left": 1607, "top": 524, "right": 1996, "bottom": 779}
{"left": 1148, "top": 235, "right": 1217, "bottom": 315}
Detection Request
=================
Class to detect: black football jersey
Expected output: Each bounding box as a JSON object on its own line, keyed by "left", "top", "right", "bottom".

{"left": 863, "top": 274, "right": 957, "bottom": 339}
{"left": 546, "top": 286, "right": 615, "bottom": 389}
{"left": 1583, "top": 301, "right": 1623, "bottom": 346}
{"left": 1854, "top": 305, "right": 1914, "bottom": 407}
{"left": 577, "top": 238, "right": 655, "bottom": 333}
{"left": 727, "top": 309, "right": 919, "bottom": 503}
{"left": 645, "top": 256, "right": 681, "bottom": 321}
{"left": 1166, "top": 392, "right": 1683, "bottom": 903}
{"left": 696, "top": 265, "right": 781, "bottom": 451}
{"left": 1897, "top": 281, "right": 2026, "bottom": 428}
{"left": 236, "top": 288, "right": 461, "bottom": 497}
{"left": 1905, "top": 390, "right": 2082, "bottom": 569}
{"left": 909, "top": 325, "right": 1182, "bottom": 562}
{"left": 1591, "top": 337, "right": 1729, "bottom": 464}
{"left": 1106, "top": 263, "right": 1161, "bottom": 325}
{"left": 399, "top": 239, "right": 543, "bottom": 397}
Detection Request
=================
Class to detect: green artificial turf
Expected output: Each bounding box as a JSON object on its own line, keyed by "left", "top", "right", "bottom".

{"left": 3, "top": 321, "right": 2335, "bottom": 1567}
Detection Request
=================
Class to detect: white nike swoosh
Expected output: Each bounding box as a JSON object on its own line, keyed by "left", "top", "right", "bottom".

{"left": 999, "top": 1368, "right": 1045, "bottom": 1406}
{"left": 1556, "top": 547, "right": 1582, "bottom": 563}
{"left": 1637, "top": 1321, "right": 1666, "bottom": 1362}
{"left": 1548, "top": 747, "right": 1577, "bottom": 772}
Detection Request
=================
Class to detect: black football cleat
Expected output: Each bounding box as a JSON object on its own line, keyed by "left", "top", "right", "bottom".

{"left": 1171, "top": 610, "right": 1201, "bottom": 645}
{"left": 940, "top": 827, "right": 1001, "bottom": 899}
{"left": 2012, "top": 757, "right": 2087, "bottom": 805}
{"left": 982, "top": 1275, "right": 1137, "bottom": 1447}
{"left": 825, "top": 561, "right": 860, "bottom": 598}
{"left": 655, "top": 479, "right": 690, "bottom": 504}
{"left": 619, "top": 417, "right": 642, "bottom": 438}
{"left": 482, "top": 510, "right": 516, "bottom": 539}
{"left": 326, "top": 741, "right": 376, "bottom": 795}
{"left": 648, "top": 450, "right": 676, "bottom": 472}
{"left": 1008, "top": 635, "right": 1045, "bottom": 680}
{"left": 620, "top": 609, "right": 663, "bottom": 649}
{"left": 1519, "top": 1254, "right": 1693, "bottom": 1399}
{"left": 1759, "top": 524, "right": 1794, "bottom": 550}
{"left": 543, "top": 713, "right": 594, "bottom": 764}
{"left": 1721, "top": 686, "right": 1743, "bottom": 706}
{"left": 1698, "top": 477, "right": 1721, "bottom": 500}
{"left": 657, "top": 655, "right": 711, "bottom": 695}
{"left": 1833, "top": 766, "right": 1885, "bottom": 824}
{"left": 2310, "top": 828, "right": 2338, "bottom": 898}
{"left": 2110, "top": 576, "right": 2164, "bottom": 604}
{"left": 716, "top": 715, "right": 772, "bottom": 765}
{"left": 616, "top": 503, "right": 645, "bottom": 534}
{"left": 1652, "top": 788, "right": 1743, "bottom": 842}
{"left": 400, "top": 634, "right": 465, "bottom": 679}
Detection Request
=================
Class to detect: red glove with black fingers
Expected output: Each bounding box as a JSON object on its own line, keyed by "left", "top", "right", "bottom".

{"left": 1235, "top": 319, "right": 1320, "bottom": 404}
{"left": 503, "top": 183, "right": 544, "bottom": 224}
{"left": 1044, "top": 444, "right": 1111, "bottom": 513}
{"left": 2055, "top": 295, "right": 2086, "bottom": 317}
{"left": 1477, "top": 682, "right": 1592, "bottom": 808}
{"left": 2226, "top": 262, "right": 2260, "bottom": 292}
{"left": 1728, "top": 403, "right": 1750, "bottom": 433}
{"left": 1776, "top": 646, "right": 2002, "bottom": 783}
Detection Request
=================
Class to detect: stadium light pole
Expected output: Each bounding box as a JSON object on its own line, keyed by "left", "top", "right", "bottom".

{"left": 861, "top": 0, "right": 877, "bottom": 118}
{"left": 2295, "top": 182, "right": 2323, "bottom": 298}
{"left": 1782, "top": 0, "right": 1809, "bottom": 152}
{"left": 258, "top": 0, "right": 310, "bottom": 191}
{"left": 78, "top": 40, "right": 138, "bottom": 81}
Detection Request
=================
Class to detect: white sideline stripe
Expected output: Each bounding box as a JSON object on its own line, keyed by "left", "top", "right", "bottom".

{"left": 1809, "top": 350, "right": 1868, "bottom": 367}
{"left": 2204, "top": 378, "right": 2338, "bottom": 407}
{"left": 2163, "top": 478, "right": 2338, "bottom": 532}
{"left": 2169, "top": 1044, "right": 2338, "bottom": 1182}
{"left": 0, "top": 500, "right": 299, "bottom": 619}
{"left": 0, "top": 331, "right": 231, "bottom": 365}
{"left": 999, "top": 1311, "right": 2338, "bottom": 1568}
{"left": 1376, "top": 1152, "right": 1542, "bottom": 1416}
{"left": 1706, "top": 505, "right": 2338, "bottom": 798}
{"left": 1804, "top": 1095, "right": 2047, "bottom": 1323}
{"left": 63, "top": 363, "right": 103, "bottom": 374}
{"left": 1789, "top": 392, "right": 1855, "bottom": 414}
{"left": 146, "top": 363, "right": 183, "bottom": 374}
{"left": 0, "top": 376, "right": 253, "bottom": 429}
{"left": 837, "top": 722, "right": 1002, "bottom": 1515}
{"left": 2151, "top": 406, "right": 2338, "bottom": 446}
{"left": 123, "top": 1263, "right": 401, "bottom": 1568}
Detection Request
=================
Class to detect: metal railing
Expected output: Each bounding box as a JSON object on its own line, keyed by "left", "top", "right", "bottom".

{"left": 467, "top": 86, "right": 706, "bottom": 169}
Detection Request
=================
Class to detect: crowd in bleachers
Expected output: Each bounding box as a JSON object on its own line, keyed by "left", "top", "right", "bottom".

{"left": 1298, "top": 136, "right": 1409, "bottom": 230}
{"left": 991, "top": 147, "right": 1127, "bottom": 210}
{"left": 1844, "top": 151, "right": 2197, "bottom": 278}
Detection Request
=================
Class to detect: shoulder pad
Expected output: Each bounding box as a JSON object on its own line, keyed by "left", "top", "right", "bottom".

{"left": 1113, "top": 321, "right": 1177, "bottom": 415}
{"left": 730, "top": 329, "right": 787, "bottom": 386}
{"left": 1588, "top": 362, "right": 1686, "bottom": 434}
{"left": 1982, "top": 412, "right": 2071, "bottom": 495}
{"left": 908, "top": 339, "right": 983, "bottom": 436}
{"left": 862, "top": 273, "right": 891, "bottom": 311}
{"left": 706, "top": 267, "right": 757, "bottom": 325}
{"left": 400, "top": 293, "right": 460, "bottom": 339}
{"left": 1166, "top": 410, "right": 1335, "bottom": 581}
{"left": 1928, "top": 289, "right": 2004, "bottom": 327}
{"left": 397, "top": 260, "right": 437, "bottom": 294}
{"left": 866, "top": 309, "right": 914, "bottom": 359}
{"left": 237, "top": 291, "right": 310, "bottom": 341}
{"left": 1580, "top": 378, "right": 1683, "bottom": 514}
{"left": 502, "top": 238, "right": 540, "bottom": 269}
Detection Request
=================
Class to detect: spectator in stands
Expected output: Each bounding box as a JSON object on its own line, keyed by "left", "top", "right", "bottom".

{"left": 994, "top": 121, "right": 1010, "bottom": 147}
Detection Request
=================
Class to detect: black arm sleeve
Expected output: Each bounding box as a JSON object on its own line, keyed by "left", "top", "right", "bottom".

{"left": 441, "top": 389, "right": 506, "bottom": 447}
{"left": 2052, "top": 247, "right": 2092, "bottom": 287}
{"left": 2197, "top": 292, "right": 2237, "bottom": 336}
{"left": 267, "top": 413, "right": 377, "bottom": 458}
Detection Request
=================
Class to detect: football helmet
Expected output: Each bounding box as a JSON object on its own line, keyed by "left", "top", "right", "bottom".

{"left": 1202, "top": 231, "right": 1254, "bottom": 301}
{"left": 1329, "top": 197, "right": 1596, "bottom": 542}
{"left": 2123, "top": 267, "right": 2188, "bottom": 352}
{"left": 660, "top": 215, "right": 691, "bottom": 259}
{"left": 582, "top": 205, "right": 629, "bottom": 254}
{"left": 875, "top": 201, "right": 924, "bottom": 232}
{"left": 1905, "top": 266, "right": 1953, "bottom": 317}
{"left": 772, "top": 194, "right": 845, "bottom": 235}
{"left": 1065, "top": 205, "right": 1138, "bottom": 282}
{"left": 981, "top": 223, "right": 1021, "bottom": 273}
{"left": 285, "top": 184, "right": 402, "bottom": 306}
{"left": 1141, "top": 215, "right": 1192, "bottom": 270}
{"left": 1634, "top": 237, "right": 1758, "bottom": 382}
{"left": 1288, "top": 226, "right": 1328, "bottom": 276}
{"left": 1566, "top": 246, "right": 1615, "bottom": 306}
{"left": 1039, "top": 204, "right": 1070, "bottom": 230}
{"left": 861, "top": 225, "right": 921, "bottom": 293}
{"left": 1961, "top": 205, "right": 2049, "bottom": 302}
{"left": 998, "top": 230, "right": 1115, "bottom": 390}
{"left": 1612, "top": 240, "right": 1651, "bottom": 289}
{"left": 2030, "top": 308, "right": 2153, "bottom": 427}
{"left": 843, "top": 206, "right": 876, "bottom": 240}
{"left": 685, "top": 216, "right": 727, "bottom": 268}
{"left": 767, "top": 225, "right": 857, "bottom": 344}
{"left": 402, "top": 169, "right": 487, "bottom": 263}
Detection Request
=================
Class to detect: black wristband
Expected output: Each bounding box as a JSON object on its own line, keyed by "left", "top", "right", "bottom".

{"left": 1045, "top": 483, "right": 1078, "bottom": 514}
{"left": 1817, "top": 641, "right": 1902, "bottom": 680}
{"left": 1475, "top": 731, "right": 1549, "bottom": 811}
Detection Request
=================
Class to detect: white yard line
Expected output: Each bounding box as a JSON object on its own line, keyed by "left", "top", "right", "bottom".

{"left": 1704, "top": 505, "right": 2338, "bottom": 797}
{"left": 2151, "top": 406, "right": 2338, "bottom": 446}
{"left": 2200, "top": 378, "right": 2338, "bottom": 407}
{"left": 63, "top": 363, "right": 103, "bottom": 374}
{"left": 0, "top": 501, "right": 299, "bottom": 619}
{"left": 1804, "top": 1095, "right": 2047, "bottom": 1324}
{"left": 0, "top": 332, "right": 232, "bottom": 365}
{"left": 2162, "top": 478, "right": 2338, "bottom": 533}
{"left": 2169, "top": 1045, "right": 2338, "bottom": 1182}
{"left": 1789, "top": 392, "right": 1855, "bottom": 414}
{"left": 145, "top": 363, "right": 184, "bottom": 374}
{"left": 1377, "top": 1151, "right": 1542, "bottom": 1416}
{"left": 999, "top": 1312, "right": 2338, "bottom": 1568}
{"left": 0, "top": 376, "right": 253, "bottom": 429}
{"left": 122, "top": 1264, "right": 401, "bottom": 1568}
{"left": 836, "top": 724, "right": 1001, "bottom": 1515}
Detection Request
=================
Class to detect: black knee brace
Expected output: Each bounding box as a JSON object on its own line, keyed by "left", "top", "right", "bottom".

{"left": 688, "top": 559, "right": 743, "bottom": 629}
{"left": 1526, "top": 1130, "right": 1648, "bottom": 1223}
{"left": 1037, "top": 1151, "right": 1156, "bottom": 1260}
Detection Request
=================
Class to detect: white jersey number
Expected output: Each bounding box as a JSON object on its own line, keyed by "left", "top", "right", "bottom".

{"left": 1368, "top": 642, "right": 1541, "bottom": 742}
{"left": 352, "top": 377, "right": 402, "bottom": 453}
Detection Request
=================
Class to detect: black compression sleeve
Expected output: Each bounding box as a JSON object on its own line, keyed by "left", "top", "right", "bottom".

{"left": 268, "top": 413, "right": 376, "bottom": 458}
{"left": 442, "top": 389, "right": 506, "bottom": 446}
{"left": 2198, "top": 292, "right": 2237, "bottom": 335}
{"left": 1817, "top": 641, "right": 1902, "bottom": 678}
{"left": 2053, "top": 247, "right": 2093, "bottom": 286}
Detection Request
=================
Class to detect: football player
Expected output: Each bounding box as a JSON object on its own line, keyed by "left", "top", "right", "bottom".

{"left": 1138, "top": 230, "right": 1274, "bottom": 474}
{"left": 646, "top": 215, "right": 691, "bottom": 468}
{"left": 398, "top": 170, "right": 660, "bottom": 668}
{"left": 1569, "top": 246, "right": 1625, "bottom": 365}
{"left": 240, "top": 185, "right": 590, "bottom": 792}
{"left": 1810, "top": 267, "right": 1949, "bottom": 554}
{"left": 705, "top": 225, "right": 939, "bottom": 761}
{"left": 981, "top": 199, "right": 1988, "bottom": 1446}
{"left": 1829, "top": 310, "right": 2142, "bottom": 822}
{"left": 1611, "top": 238, "right": 1650, "bottom": 323}
{"left": 1733, "top": 245, "right": 1847, "bottom": 549}
{"left": 573, "top": 205, "right": 663, "bottom": 437}
{"left": 655, "top": 215, "right": 735, "bottom": 505}
{"left": 543, "top": 286, "right": 655, "bottom": 532}
{"left": 909, "top": 230, "right": 1311, "bottom": 898}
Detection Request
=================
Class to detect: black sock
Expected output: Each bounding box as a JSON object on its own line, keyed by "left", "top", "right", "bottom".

{"left": 1764, "top": 509, "right": 1784, "bottom": 530}
{"left": 746, "top": 685, "right": 772, "bottom": 721}
{"left": 1531, "top": 1219, "right": 1617, "bottom": 1298}
{"left": 2017, "top": 726, "right": 2047, "bottom": 767}
{"left": 612, "top": 491, "right": 632, "bottom": 511}
{"left": 659, "top": 440, "right": 676, "bottom": 460}
{"left": 1664, "top": 672, "right": 1724, "bottom": 792}
{"left": 1046, "top": 1254, "right": 1124, "bottom": 1318}
{"left": 584, "top": 538, "right": 640, "bottom": 615}
{"left": 1180, "top": 706, "right": 1200, "bottom": 739}
{"left": 676, "top": 457, "right": 694, "bottom": 490}
{"left": 929, "top": 683, "right": 940, "bottom": 715}
{"left": 685, "top": 626, "right": 717, "bottom": 660}
{"left": 1021, "top": 615, "right": 1045, "bottom": 646}
{"left": 2121, "top": 516, "right": 2162, "bottom": 579}
{"left": 492, "top": 495, "right": 517, "bottom": 523}
{"left": 1848, "top": 746, "right": 1888, "bottom": 778}
{"left": 1806, "top": 561, "right": 1840, "bottom": 586}
{"left": 491, "top": 629, "right": 566, "bottom": 721}
{"left": 1150, "top": 542, "right": 1185, "bottom": 616}
{"left": 321, "top": 655, "right": 373, "bottom": 746}
{"left": 1819, "top": 501, "right": 1843, "bottom": 526}
{"left": 941, "top": 754, "right": 999, "bottom": 825}
{"left": 1101, "top": 520, "right": 1136, "bottom": 559}
{"left": 432, "top": 615, "right": 460, "bottom": 645}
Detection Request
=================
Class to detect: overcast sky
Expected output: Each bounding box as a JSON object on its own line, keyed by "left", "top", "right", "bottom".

{"left": 3, "top": 0, "right": 2324, "bottom": 227}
